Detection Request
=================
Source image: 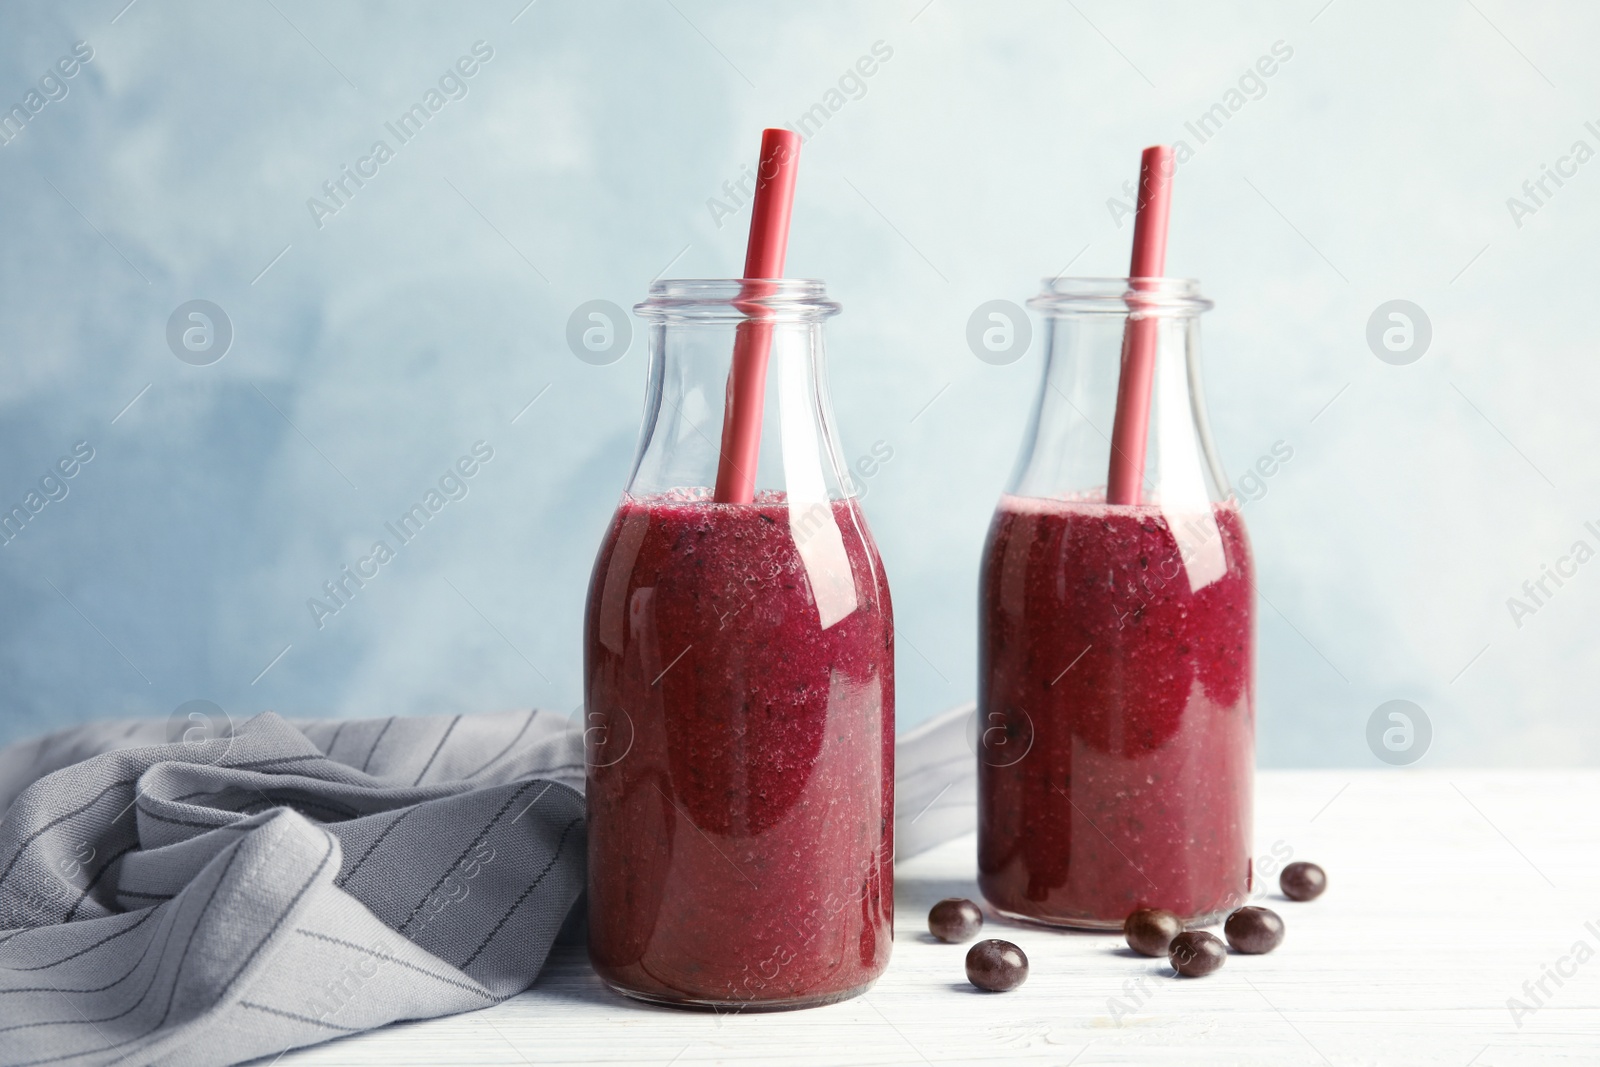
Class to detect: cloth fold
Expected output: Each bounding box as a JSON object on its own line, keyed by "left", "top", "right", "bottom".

{"left": 0, "top": 710, "right": 585, "bottom": 1067}
{"left": 0, "top": 704, "right": 977, "bottom": 1066}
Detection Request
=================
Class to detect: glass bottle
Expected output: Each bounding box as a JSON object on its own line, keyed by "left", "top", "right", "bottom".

{"left": 584, "top": 279, "right": 894, "bottom": 1008}
{"left": 977, "top": 277, "right": 1254, "bottom": 928}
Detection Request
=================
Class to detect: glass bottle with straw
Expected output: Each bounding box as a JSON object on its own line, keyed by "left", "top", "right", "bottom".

{"left": 583, "top": 129, "right": 895, "bottom": 1008}
{"left": 977, "top": 146, "right": 1256, "bottom": 928}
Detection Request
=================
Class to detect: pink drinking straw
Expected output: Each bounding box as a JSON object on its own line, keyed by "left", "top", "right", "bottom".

{"left": 713, "top": 128, "right": 802, "bottom": 504}
{"left": 1105, "top": 145, "right": 1174, "bottom": 506}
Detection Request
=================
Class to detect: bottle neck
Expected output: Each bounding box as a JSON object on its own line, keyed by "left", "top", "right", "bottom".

{"left": 1012, "top": 278, "right": 1227, "bottom": 509}
{"left": 627, "top": 280, "right": 851, "bottom": 503}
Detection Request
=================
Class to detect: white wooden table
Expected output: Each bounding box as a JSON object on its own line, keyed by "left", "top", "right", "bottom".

{"left": 278, "top": 771, "right": 1600, "bottom": 1065}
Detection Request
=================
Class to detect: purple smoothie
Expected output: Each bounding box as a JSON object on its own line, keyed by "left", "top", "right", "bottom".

{"left": 585, "top": 491, "right": 893, "bottom": 1007}
{"left": 978, "top": 494, "right": 1254, "bottom": 927}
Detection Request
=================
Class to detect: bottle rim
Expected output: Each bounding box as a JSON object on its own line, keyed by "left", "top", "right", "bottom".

{"left": 635, "top": 278, "right": 841, "bottom": 323}
{"left": 1029, "top": 276, "right": 1212, "bottom": 316}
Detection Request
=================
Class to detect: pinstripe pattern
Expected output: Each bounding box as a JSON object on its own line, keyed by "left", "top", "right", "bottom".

{"left": 410, "top": 716, "right": 461, "bottom": 787}
{"left": 0, "top": 710, "right": 586, "bottom": 1067}
{"left": 395, "top": 780, "right": 541, "bottom": 934}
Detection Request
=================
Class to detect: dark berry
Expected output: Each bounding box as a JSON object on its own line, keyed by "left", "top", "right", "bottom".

{"left": 928, "top": 898, "right": 984, "bottom": 943}
{"left": 1123, "top": 907, "right": 1184, "bottom": 957}
{"left": 1168, "top": 930, "right": 1226, "bottom": 977}
{"left": 1280, "top": 861, "right": 1327, "bottom": 902}
{"left": 966, "top": 939, "right": 1028, "bottom": 991}
{"left": 1223, "top": 906, "right": 1285, "bottom": 954}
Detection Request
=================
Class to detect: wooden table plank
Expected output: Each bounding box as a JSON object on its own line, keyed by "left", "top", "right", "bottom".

{"left": 277, "top": 770, "right": 1600, "bottom": 1065}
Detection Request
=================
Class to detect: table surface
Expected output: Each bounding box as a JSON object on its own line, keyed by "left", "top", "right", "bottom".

{"left": 277, "top": 770, "right": 1600, "bottom": 1066}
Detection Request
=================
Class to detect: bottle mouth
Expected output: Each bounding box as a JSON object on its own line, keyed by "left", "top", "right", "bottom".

{"left": 1029, "top": 276, "right": 1212, "bottom": 316}
{"left": 636, "top": 279, "right": 841, "bottom": 323}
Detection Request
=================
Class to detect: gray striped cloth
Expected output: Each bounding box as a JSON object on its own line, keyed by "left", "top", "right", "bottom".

{"left": 0, "top": 710, "right": 586, "bottom": 1067}
{"left": 0, "top": 704, "right": 976, "bottom": 1066}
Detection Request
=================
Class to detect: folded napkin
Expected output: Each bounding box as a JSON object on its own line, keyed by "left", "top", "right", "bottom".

{"left": 0, "top": 704, "right": 976, "bottom": 1066}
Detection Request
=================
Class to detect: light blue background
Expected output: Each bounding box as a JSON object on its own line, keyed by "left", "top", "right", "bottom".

{"left": 1, "top": 1, "right": 1593, "bottom": 765}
